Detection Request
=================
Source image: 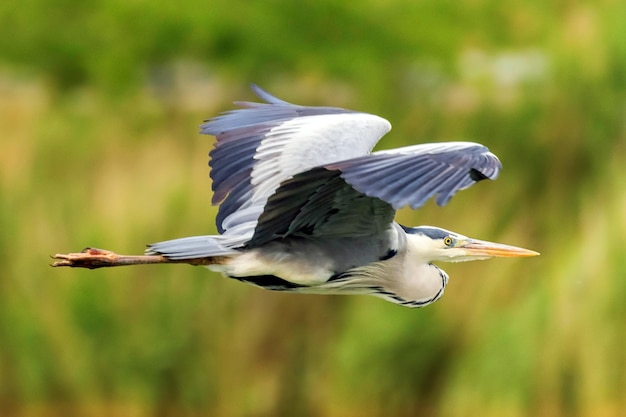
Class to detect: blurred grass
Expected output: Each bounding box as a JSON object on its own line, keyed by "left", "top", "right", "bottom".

{"left": 1, "top": 0, "right": 625, "bottom": 416}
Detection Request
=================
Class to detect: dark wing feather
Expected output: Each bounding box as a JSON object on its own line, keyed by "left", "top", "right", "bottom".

{"left": 248, "top": 169, "right": 395, "bottom": 248}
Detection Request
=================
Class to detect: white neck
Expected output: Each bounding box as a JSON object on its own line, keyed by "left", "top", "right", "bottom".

{"left": 391, "top": 259, "right": 448, "bottom": 307}
{"left": 359, "top": 233, "right": 449, "bottom": 307}
{"left": 387, "top": 234, "right": 449, "bottom": 306}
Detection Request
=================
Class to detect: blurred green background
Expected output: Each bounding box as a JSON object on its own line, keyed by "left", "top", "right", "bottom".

{"left": 1, "top": 0, "right": 625, "bottom": 416}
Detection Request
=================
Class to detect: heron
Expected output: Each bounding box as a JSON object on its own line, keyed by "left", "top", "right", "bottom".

{"left": 53, "top": 85, "right": 538, "bottom": 308}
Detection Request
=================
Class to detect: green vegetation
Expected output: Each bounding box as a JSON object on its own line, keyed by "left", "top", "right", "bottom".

{"left": 1, "top": 0, "right": 625, "bottom": 416}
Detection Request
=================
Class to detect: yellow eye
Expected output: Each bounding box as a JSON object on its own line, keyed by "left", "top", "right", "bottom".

{"left": 444, "top": 236, "right": 454, "bottom": 246}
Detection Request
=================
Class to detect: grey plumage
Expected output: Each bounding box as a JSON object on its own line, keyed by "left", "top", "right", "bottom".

{"left": 144, "top": 85, "right": 537, "bottom": 307}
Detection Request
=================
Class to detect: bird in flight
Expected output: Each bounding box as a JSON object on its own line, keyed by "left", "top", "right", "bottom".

{"left": 53, "top": 85, "right": 538, "bottom": 308}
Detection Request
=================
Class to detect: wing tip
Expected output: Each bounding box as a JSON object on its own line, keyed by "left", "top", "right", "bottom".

{"left": 469, "top": 168, "right": 490, "bottom": 182}
{"left": 249, "top": 84, "right": 292, "bottom": 105}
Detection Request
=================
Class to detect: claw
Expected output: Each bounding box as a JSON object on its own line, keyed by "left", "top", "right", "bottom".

{"left": 51, "top": 248, "right": 119, "bottom": 269}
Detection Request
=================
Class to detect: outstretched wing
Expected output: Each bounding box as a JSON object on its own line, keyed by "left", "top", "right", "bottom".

{"left": 203, "top": 85, "right": 391, "bottom": 237}
{"left": 329, "top": 141, "right": 501, "bottom": 208}
{"left": 248, "top": 142, "right": 501, "bottom": 247}
{"left": 148, "top": 88, "right": 501, "bottom": 260}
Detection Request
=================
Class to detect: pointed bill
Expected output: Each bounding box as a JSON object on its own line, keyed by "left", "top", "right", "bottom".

{"left": 461, "top": 239, "right": 540, "bottom": 258}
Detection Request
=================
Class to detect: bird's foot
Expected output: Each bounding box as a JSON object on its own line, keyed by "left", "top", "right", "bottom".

{"left": 51, "top": 247, "right": 124, "bottom": 269}
{"left": 52, "top": 247, "right": 217, "bottom": 269}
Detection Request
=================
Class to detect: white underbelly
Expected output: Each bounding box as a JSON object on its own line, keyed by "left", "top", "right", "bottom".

{"left": 208, "top": 249, "right": 334, "bottom": 286}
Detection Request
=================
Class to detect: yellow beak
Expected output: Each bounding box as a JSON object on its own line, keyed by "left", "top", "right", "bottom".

{"left": 461, "top": 239, "right": 540, "bottom": 258}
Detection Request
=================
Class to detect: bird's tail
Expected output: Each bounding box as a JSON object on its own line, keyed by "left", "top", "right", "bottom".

{"left": 146, "top": 235, "right": 242, "bottom": 260}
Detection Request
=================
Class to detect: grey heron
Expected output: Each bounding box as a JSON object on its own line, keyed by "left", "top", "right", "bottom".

{"left": 53, "top": 85, "right": 538, "bottom": 308}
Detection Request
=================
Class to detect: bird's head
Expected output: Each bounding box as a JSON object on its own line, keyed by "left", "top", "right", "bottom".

{"left": 402, "top": 226, "right": 539, "bottom": 263}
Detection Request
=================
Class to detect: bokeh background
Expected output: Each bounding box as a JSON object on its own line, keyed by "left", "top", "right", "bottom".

{"left": 1, "top": 0, "right": 625, "bottom": 416}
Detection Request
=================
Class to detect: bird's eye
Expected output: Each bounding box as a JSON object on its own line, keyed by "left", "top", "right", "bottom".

{"left": 443, "top": 236, "right": 454, "bottom": 247}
